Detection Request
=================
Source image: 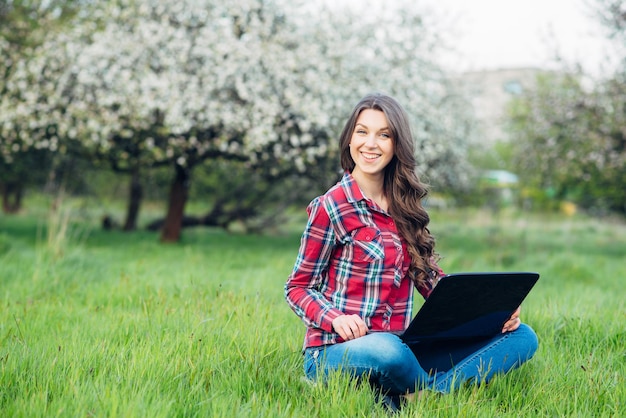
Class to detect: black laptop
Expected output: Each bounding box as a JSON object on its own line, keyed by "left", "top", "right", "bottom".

{"left": 400, "top": 272, "right": 540, "bottom": 344}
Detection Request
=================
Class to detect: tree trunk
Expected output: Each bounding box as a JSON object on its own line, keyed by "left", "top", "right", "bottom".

{"left": 1, "top": 181, "right": 23, "bottom": 214}
{"left": 160, "top": 164, "right": 190, "bottom": 243}
{"left": 123, "top": 167, "right": 143, "bottom": 231}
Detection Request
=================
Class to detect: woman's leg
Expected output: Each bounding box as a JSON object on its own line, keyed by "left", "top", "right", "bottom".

{"left": 411, "top": 323, "right": 538, "bottom": 393}
{"left": 304, "top": 332, "right": 432, "bottom": 396}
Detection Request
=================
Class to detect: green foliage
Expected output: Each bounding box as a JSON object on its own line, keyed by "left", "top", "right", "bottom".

{"left": 468, "top": 141, "right": 515, "bottom": 174}
{"left": 502, "top": 0, "right": 626, "bottom": 216}
{"left": 0, "top": 148, "right": 50, "bottom": 182}
{"left": 1, "top": 208, "right": 625, "bottom": 416}
{"left": 0, "top": 0, "right": 80, "bottom": 47}
{"left": 457, "top": 142, "right": 519, "bottom": 209}
{"left": 189, "top": 157, "right": 338, "bottom": 233}
{"left": 506, "top": 72, "right": 626, "bottom": 215}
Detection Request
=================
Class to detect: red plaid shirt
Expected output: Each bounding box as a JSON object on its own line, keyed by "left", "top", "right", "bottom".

{"left": 285, "top": 172, "right": 440, "bottom": 349}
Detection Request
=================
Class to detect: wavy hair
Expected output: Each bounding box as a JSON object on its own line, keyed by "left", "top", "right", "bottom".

{"left": 339, "top": 93, "right": 438, "bottom": 285}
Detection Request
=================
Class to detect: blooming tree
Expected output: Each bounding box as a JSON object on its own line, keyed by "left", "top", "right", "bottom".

{"left": 0, "top": 0, "right": 82, "bottom": 212}
{"left": 1, "top": 0, "right": 475, "bottom": 237}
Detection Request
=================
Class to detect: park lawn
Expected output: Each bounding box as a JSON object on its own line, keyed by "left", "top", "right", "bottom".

{"left": 0, "top": 208, "right": 624, "bottom": 417}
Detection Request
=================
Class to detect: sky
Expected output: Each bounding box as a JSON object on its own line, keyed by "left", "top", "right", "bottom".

{"left": 327, "top": 0, "right": 621, "bottom": 76}
{"left": 419, "top": 0, "right": 619, "bottom": 76}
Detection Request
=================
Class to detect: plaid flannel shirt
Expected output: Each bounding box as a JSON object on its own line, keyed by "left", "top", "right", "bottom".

{"left": 285, "top": 172, "right": 439, "bottom": 349}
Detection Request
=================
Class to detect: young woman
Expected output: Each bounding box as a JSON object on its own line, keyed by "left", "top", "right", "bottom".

{"left": 284, "top": 93, "right": 538, "bottom": 409}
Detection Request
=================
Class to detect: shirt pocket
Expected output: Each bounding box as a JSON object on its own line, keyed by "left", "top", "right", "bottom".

{"left": 351, "top": 227, "right": 385, "bottom": 263}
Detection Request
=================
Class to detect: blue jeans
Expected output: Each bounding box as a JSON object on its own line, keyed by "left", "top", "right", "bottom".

{"left": 303, "top": 324, "right": 538, "bottom": 395}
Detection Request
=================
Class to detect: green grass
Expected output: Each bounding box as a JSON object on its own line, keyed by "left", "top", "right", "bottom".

{"left": 1, "top": 207, "right": 625, "bottom": 417}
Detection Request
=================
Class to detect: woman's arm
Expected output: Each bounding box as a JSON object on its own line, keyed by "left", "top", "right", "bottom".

{"left": 416, "top": 262, "right": 445, "bottom": 299}
{"left": 284, "top": 197, "right": 344, "bottom": 333}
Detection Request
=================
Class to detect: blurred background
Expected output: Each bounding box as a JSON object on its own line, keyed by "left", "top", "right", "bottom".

{"left": 1, "top": 0, "right": 625, "bottom": 240}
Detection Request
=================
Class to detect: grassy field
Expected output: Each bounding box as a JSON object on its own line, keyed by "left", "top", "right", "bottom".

{"left": 0, "top": 205, "right": 625, "bottom": 417}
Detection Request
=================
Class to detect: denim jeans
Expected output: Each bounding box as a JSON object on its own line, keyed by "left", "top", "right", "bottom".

{"left": 303, "top": 324, "right": 538, "bottom": 395}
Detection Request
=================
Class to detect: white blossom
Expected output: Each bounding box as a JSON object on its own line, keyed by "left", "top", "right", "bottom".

{"left": 1, "top": 0, "right": 474, "bottom": 190}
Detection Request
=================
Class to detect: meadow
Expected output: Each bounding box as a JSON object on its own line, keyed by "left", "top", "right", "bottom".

{"left": 0, "top": 204, "right": 624, "bottom": 417}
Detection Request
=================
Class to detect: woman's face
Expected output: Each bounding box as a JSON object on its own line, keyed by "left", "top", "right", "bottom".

{"left": 349, "top": 109, "right": 395, "bottom": 179}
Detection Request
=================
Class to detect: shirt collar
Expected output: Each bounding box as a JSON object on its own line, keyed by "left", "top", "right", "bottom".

{"left": 339, "top": 171, "right": 366, "bottom": 204}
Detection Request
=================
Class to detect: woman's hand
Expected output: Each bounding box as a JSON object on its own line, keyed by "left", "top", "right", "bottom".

{"left": 332, "top": 314, "right": 369, "bottom": 341}
{"left": 502, "top": 306, "right": 521, "bottom": 333}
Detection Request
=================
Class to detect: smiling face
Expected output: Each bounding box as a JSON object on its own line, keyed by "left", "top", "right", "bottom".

{"left": 349, "top": 109, "right": 395, "bottom": 181}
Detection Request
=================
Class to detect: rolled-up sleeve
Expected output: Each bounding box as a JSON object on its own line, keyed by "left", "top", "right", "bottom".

{"left": 416, "top": 262, "right": 445, "bottom": 299}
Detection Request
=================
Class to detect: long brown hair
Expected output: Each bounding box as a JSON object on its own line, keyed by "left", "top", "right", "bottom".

{"left": 339, "top": 93, "right": 438, "bottom": 285}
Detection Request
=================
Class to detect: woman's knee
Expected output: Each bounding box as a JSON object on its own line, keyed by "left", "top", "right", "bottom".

{"left": 360, "top": 333, "right": 410, "bottom": 368}
{"left": 348, "top": 333, "right": 426, "bottom": 393}
{"left": 512, "top": 323, "right": 539, "bottom": 359}
{"left": 331, "top": 333, "right": 412, "bottom": 371}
